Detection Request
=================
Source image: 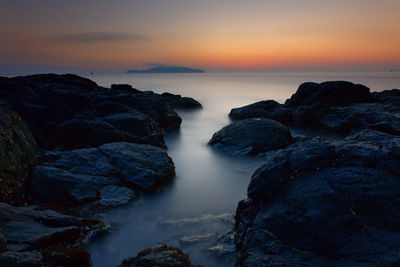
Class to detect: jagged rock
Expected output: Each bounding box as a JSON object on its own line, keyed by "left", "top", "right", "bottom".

{"left": 32, "top": 142, "right": 174, "bottom": 205}
{"left": 229, "top": 100, "right": 292, "bottom": 124}
{"left": 0, "top": 101, "right": 38, "bottom": 205}
{"left": 209, "top": 118, "right": 294, "bottom": 156}
{"left": 0, "top": 74, "right": 181, "bottom": 149}
{"left": 118, "top": 245, "right": 198, "bottom": 267}
{"left": 235, "top": 130, "right": 400, "bottom": 266}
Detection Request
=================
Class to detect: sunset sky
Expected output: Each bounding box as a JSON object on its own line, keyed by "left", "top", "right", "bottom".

{"left": 1, "top": 0, "right": 400, "bottom": 73}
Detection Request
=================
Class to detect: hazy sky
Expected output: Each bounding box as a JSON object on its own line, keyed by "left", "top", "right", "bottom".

{"left": 1, "top": 0, "right": 399, "bottom": 73}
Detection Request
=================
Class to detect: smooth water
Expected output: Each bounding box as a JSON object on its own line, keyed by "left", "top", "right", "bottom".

{"left": 87, "top": 72, "right": 400, "bottom": 267}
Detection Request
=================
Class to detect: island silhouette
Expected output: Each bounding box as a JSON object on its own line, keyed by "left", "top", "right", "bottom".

{"left": 126, "top": 65, "right": 205, "bottom": 74}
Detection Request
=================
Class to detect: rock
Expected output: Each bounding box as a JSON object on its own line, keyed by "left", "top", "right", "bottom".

{"left": 235, "top": 131, "right": 400, "bottom": 266}
{"left": 118, "top": 245, "right": 198, "bottom": 267}
{"left": 39, "top": 246, "right": 91, "bottom": 267}
{"left": 285, "top": 81, "right": 373, "bottom": 107}
{"left": 0, "top": 74, "right": 181, "bottom": 150}
{"left": 32, "top": 142, "right": 174, "bottom": 205}
{"left": 97, "top": 185, "right": 135, "bottom": 207}
{"left": 0, "top": 232, "right": 6, "bottom": 252}
{"left": 0, "top": 101, "right": 38, "bottom": 205}
{"left": 229, "top": 100, "right": 293, "bottom": 124}
{"left": 205, "top": 231, "right": 235, "bottom": 260}
{"left": 161, "top": 92, "right": 202, "bottom": 109}
{"left": 209, "top": 118, "right": 294, "bottom": 156}
{"left": 111, "top": 84, "right": 141, "bottom": 94}
{"left": 0, "top": 203, "right": 104, "bottom": 252}
{"left": 0, "top": 251, "right": 44, "bottom": 267}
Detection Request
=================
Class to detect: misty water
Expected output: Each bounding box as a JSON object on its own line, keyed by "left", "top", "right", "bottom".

{"left": 87, "top": 72, "right": 400, "bottom": 267}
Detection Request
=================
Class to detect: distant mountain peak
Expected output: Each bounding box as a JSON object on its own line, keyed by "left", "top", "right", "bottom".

{"left": 126, "top": 65, "right": 205, "bottom": 74}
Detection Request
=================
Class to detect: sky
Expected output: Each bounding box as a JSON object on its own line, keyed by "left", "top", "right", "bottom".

{"left": 1, "top": 0, "right": 400, "bottom": 73}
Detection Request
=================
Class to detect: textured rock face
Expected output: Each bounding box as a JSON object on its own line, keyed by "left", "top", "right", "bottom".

{"left": 32, "top": 142, "right": 175, "bottom": 205}
{"left": 118, "top": 245, "right": 197, "bottom": 267}
{"left": 209, "top": 118, "right": 294, "bottom": 156}
{"left": 229, "top": 100, "right": 293, "bottom": 124}
{"left": 0, "top": 74, "right": 182, "bottom": 149}
{"left": 0, "top": 101, "right": 38, "bottom": 205}
{"left": 235, "top": 130, "right": 400, "bottom": 266}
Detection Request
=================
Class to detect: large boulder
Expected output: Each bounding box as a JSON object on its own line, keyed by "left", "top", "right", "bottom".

{"left": 209, "top": 118, "right": 294, "bottom": 156}
{"left": 285, "top": 81, "right": 373, "bottom": 107}
{"left": 229, "top": 100, "right": 293, "bottom": 125}
{"left": 235, "top": 130, "right": 400, "bottom": 266}
{"left": 32, "top": 142, "right": 175, "bottom": 205}
{"left": 0, "top": 101, "right": 38, "bottom": 205}
{"left": 118, "top": 245, "right": 197, "bottom": 267}
{"left": 0, "top": 74, "right": 182, "bottom": 149}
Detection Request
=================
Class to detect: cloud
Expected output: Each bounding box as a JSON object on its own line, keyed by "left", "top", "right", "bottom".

{"left": 48, "top": 32, "right": 148, "bottom": 43}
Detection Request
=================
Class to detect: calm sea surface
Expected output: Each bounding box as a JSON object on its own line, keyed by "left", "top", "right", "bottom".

{"left": 86, "top": 72, "right": 400, "bottom": 267}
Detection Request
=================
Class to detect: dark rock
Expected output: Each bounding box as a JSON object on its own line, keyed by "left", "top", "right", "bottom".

{"left": 229, "top": 100, "right": 293, "bottom": 125}
{"left": 32, "top": 142, "right": 174, "bottom": 205}
{"left": 0, "top": 74, "right": 181, "bottom": 150}
{"left": 161, "top": 92, "right": 202, "bottom": 109}
{"left": 0, "top": 101, "right": 38, "bottom": 205}
{"left": 209, "top": 118, "right": 294, "bottom": 156}
{"left": 111, "top": 84, "right": 141, "bottom": 94}
{"left": 235, "top": 131, "right": 400, "bottom": 266}
{"left": 285, "top": 81, "right": 373, "bottom": 107}
{"left": 0, "top": 232, "right": 6, "bottom": 252}
{"left": 0, "top": 203, "right": 104, "bottom": 252}
{"left": 118, "top": 245, "right": 198, "bottom": 267}
{"left": 0, "top": 251, "right": 44, "bottom": 267}
{"left": 39, "top": 246, "right": 91, "bottom": 267}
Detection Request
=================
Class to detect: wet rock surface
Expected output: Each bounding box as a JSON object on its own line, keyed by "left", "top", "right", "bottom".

{"left": 235, "top": 130, "right": 400, "bottom": 266}
{"left": 230, "top": 81, "right": 400, "bottom": 266}
{"left": 32, "top": 142, "right": 175, "bottom": 206}
{"left": 209, "top": 118, "right": 294, "bottom": 156}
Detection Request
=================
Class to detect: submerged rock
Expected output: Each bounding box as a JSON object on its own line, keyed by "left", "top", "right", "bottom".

{"left": 229, "top": 100, "right": 292, "bottom": 124}
{"left": 209, "top": 118, "right": 294, "bottom": 156}
{"left": 118, "top": 245, "right": 198, "bottom": 267}
{"left": 32, "top": 142, "right": 175, "bottom": 205}
{"left": 235, "top": 130, "right": 400, "bottom": 266}
{"left": 0, "top": 101, "right": 38, "bottom": 205}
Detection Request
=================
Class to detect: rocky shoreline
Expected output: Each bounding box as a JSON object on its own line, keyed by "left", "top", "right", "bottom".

{"left": 211, "top": 81, "right": 400, "bottom": 266}
{"left": 0, "top": 74, "right": 201, "bottom": 266}
{"left": 1, "top": 75, "right": 400, "bottom": 266}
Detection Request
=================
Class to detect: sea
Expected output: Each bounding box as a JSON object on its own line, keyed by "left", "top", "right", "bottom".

{"left": 80, "top": 72, "right": 400, "bottom": 267}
